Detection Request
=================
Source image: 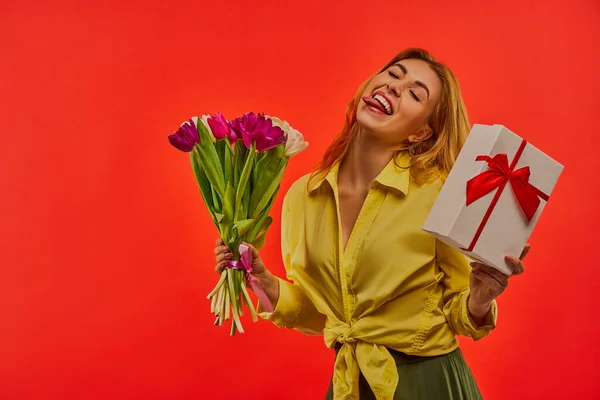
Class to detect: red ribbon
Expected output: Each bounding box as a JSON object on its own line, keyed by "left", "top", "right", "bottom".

{"left": 460, "top": 140, "right": 549, "bottom": 253}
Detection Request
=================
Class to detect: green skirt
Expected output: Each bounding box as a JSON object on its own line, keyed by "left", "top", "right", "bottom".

{"left": 325, "top": 347, "right": 482, "bottom": 400}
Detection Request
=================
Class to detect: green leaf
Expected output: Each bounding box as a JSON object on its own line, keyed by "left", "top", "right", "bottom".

{"left": 220, "top": 183, "right": 236, "bottom": 242}
{"left": 250, "top": 157, "right": 288, "bottom": 219}
{"left": 251, "top": 233, "right": 266, "bottom": 250}
{"left": 253, "top": 145, "right": 284, "bottom": 181}
{"left": 260, "top": 216, "right": 274, "bottom": 236}
{"left": 215, "top": 139, "right": 226, "bottom": 172}
{"left": 249, "top": 148, "right": 285, "bottom": 215}
{"left": 247, "top": 198, "right": 275, "bottom": 238}
{"left": 224, "top": 142, "right": 234, "bottom": 187}
{"left": 196, "top": 123, "right": 225, "bottom": 199}
{"left": 190, "top": 152, "right": 211, "bottom": 207}
{"left": 252, "top": 148, "right": 277, "bottom": 181}
{"left": 223, "top": 182, "right": 235, "bottom": 221}
{"left": 246, "top": 178, "right": 280, "bottom": 243}
{"left": 211, "top": 185, "right": 222, "bottom": 213}
{"left": 233, "top": 143, "right": 245, "bottom": 188}
{"left": 215, "top": 213, "right": 225, "bottom": 223}
{"left": 242, "top": 177, "right": 251, "bottom": 221}
{"left": 190, "top": 151, "right": 220, "bottom": 231}
{"left": 249, "top": 216, "right": 273, "bottom": 250}
{"left": 246, "top": 211, "right": 267, "bottom": 243}
{"left": 234, "top": 143, "right": 256, "bottom": 221}
{"left": 233, "top": 218, "right": 255, "bottom": 237}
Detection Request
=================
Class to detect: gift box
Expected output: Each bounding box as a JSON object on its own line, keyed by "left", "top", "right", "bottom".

{"left": 422, "top": 124, "right": 564, "bottom": 275}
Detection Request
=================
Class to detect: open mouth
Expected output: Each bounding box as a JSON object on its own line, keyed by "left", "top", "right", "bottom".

{"left": 363, "top": 91, "right": 393, "bottom": 115}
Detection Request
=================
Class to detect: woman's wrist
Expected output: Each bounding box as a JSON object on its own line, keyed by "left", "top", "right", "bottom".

{"left": 254, "top": 270, "right": 280, "bottom": 309}
{"left": 467, "top": 295, "right": 492, "bottom": 326}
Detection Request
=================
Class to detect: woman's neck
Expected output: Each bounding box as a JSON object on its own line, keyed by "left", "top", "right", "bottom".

{"left": 338, "top": 131, "right": 395, "bottom": 192}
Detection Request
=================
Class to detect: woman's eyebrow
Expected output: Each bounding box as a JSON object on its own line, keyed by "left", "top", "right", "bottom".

{"left": 392, "top": 63, "right": 431, "bottom": 100}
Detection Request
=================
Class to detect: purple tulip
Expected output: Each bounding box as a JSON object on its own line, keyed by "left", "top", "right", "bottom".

{"left": 229, "top": 112, "right": 285, "bottom": 152}
{"left": 168, "top": 118, "right": 199, "bottom": 152}
{"left": 207, "top": 112, "right": 236, "bottom": 144}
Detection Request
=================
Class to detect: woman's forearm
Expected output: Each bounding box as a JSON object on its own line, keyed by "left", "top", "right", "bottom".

{"left": 467, "top": 295, "right": 492, "bottom": 326}
{"left": 254, "top": 270, "right": 280, "bottom": 309}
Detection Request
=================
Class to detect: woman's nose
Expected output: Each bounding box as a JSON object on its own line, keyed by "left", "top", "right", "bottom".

{"left": 387, "top": 82, "right": 405, "bottom": 98}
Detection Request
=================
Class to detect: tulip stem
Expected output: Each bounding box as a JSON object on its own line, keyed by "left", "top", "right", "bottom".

{"left": 227, "top": 268, "right": 244, "bottom": 334}
{"left": 235, "top": 269, "right": 243, "bottom": 317}
{"left": 224, "top": 288, "right": 231, "bottom": 321}
{"left": 215, "top": 285, "right": 224, "bottom": 315}
{"left": 220, "top": 283, "right": 227, "bottom": 325}
{"left": 207, "top": 270, "right": 227, "bottom": 299}
{"left": 210, "top": 291, "right": 217, "bottom": 314}
{"left": 241, "top": 280, "right": 258, "bottom": 323}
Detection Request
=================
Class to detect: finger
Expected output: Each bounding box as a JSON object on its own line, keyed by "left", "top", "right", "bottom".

{"left": 243, "top": 242, "right": 260, "bottom": 258}
{"left": 472, "top": 268, "right": 507, "bottom": 291}
{"left": 216, "top": 252, "right": 233, "bottom": 263}
{"left": 472, "top": 263, "right": 510, "bottom": 282}
{"left": 504, "top": 255, "right": 525, "bottom": 275}
{"left": 471, "top": 262, "right": 509, "bottom": 286}
{"left": 215, "top": 238, "right": 223, "bottom": 246}
{"left": 213, "top": 245, "right": 230, "bottom": 256}
{"left": 215, "top": 261, "right": 227, "bottom": 274}
{"left": 519, "top": 244, "right": 531, "bottom": 260}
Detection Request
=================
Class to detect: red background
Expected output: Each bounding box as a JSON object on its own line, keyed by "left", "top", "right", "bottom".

{"left": 1, "top": 0, "right": 599, "bottom": 399}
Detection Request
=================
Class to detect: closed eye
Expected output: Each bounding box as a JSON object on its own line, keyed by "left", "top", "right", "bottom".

{"left": 410, "top": 91, "right": 420, "bottom": 102}
{"left": 388, "top": 71, "right": 399, "bottom": 79}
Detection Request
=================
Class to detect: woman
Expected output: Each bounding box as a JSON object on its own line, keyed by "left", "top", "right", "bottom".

{"left": 214, "top": 48, "right": 529, "bottom": 399}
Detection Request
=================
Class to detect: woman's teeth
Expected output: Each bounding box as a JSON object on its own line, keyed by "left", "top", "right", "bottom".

{"left": 373, "top": 94, "right": 392, "bottom": 115}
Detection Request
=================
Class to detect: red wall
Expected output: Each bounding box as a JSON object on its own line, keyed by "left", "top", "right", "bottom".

{"left": 1, "top": 0, "right": 598, "bottom": 399}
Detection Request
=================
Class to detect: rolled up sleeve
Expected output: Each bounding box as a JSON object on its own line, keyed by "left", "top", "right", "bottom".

{"left": 437, "top": 239, "right": 497, "bottom": 340}
{"left": 257, "top": 184, "right": 326, "bottom": 336}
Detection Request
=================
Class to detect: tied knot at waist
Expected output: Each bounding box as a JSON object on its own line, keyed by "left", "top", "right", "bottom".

{"left": 324, "top": 321, "right": 357, "bottom": 347}
{"left": 338, "top": 335, "right": 357, "bottom": 345}
{"left": 323, "top": 318, "right": 398, "bottom": 400}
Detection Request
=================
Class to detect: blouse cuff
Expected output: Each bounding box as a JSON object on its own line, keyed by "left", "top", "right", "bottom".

{"left": 257, "top": 277, "right": 302, "bottom": 329}
{"left": 461, "top": 290, "right": 498, "bottom": 340}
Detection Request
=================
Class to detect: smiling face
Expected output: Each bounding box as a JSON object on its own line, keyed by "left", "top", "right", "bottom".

{"left": 356, "top": 58, "right": 443, "bottom": 146}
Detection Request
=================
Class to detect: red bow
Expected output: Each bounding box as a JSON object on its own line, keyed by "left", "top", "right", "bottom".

{"left": 466, "top": 153, "right": 548, "bottom": 221}
{"left": 461, "top": 140, "right": 550, "bottom": 253}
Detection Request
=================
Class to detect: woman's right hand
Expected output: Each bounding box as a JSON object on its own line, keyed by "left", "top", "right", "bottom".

{"left": 213, "top": 238, "right": 280, "bottom": 310}
{"left": 213, "top": 238, "right": 267, "bottom": 277}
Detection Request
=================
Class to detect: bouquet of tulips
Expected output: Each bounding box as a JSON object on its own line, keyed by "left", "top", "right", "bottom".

{"left": 168, "top": 112, "right": 308, "bottom": 335}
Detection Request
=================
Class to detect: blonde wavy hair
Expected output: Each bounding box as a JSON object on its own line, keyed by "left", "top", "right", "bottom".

{"left": 308, "top": 48, "right": 470, "bottom": 189}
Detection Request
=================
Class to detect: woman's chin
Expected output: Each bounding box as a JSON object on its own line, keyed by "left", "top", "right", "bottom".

{"left": 357, "top": 111, "right": 385, "bottom": 134}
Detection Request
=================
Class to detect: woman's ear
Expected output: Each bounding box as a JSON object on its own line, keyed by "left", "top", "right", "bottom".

{"left": 408, "top": 124, "right": 433, "bottom": 143}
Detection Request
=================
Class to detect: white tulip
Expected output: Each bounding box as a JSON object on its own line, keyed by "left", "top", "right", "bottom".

{"left": 266, "top": 115, "right": 309, "bottom": 157}
{"left": 200, "top": 114, "right": 216, "bottom": 142}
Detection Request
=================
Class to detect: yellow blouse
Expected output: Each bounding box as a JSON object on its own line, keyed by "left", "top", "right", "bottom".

{"left": 258, "top": 152, "right": 497, "bottom": 400}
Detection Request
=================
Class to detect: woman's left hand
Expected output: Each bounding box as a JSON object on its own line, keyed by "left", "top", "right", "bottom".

{"left": 467, "top": 244, "right": 531, "bottom": 323}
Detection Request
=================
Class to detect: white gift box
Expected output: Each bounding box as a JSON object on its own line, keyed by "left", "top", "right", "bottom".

{"left": 423, "top": 124, "right": 564, "bottom": 275}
